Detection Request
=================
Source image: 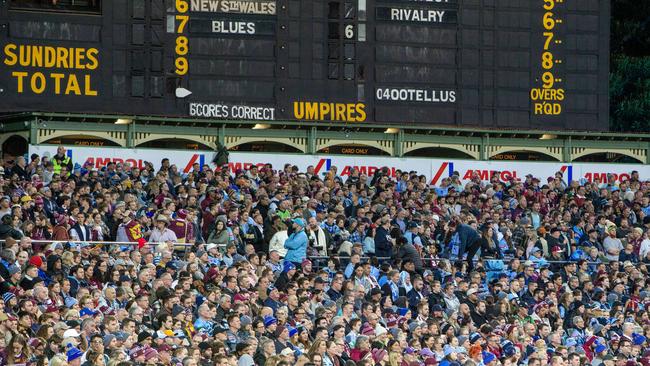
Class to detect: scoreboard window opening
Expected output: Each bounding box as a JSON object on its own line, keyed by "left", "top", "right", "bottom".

{"left": 10, "top": 0, "right": 101, "bottom": 13}
{"left": 326, "top": 0, "right": 360, "bottom": 81}
{"left": 358, "top": 0, "right": 366, "bottom": 21}
{"left": 328, "top": 2, "right": 340, "bottom": 19}
{"left": 345, "top": 2, "right": 356, "bottom": 19}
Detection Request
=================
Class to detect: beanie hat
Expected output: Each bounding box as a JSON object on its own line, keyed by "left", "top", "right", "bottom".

{"left": 7, "top": 265, "right": 20, "bottom": 276}
{"left": 66, "top": 347, "right": 83, "bottom": 362}
{"left": 375, "top": 325, "right": 388, "bottom": 337}
{"left": 371, "top": 349, "right": 387, "bottom": 363}
{"left": 263, "top": 316, "right": 277, "bottom": 327}
{"left": 482, "top": 351, "right": 496, "bottom": 365}
{"left": 2, "top": 292, "right": 15, "bottom": 303}
{"left": 287, "top": 326, "right": 298, "bottom": 338}
{"left": 64, "top": 297, "right": 78, "bottom": 308}
{"left": 503, "top": 345, "right": 517, "bottom": 357}
{"left": 29, "top": 255, "right": 43, "bottom": 267}
{"left": 361, "top": 323, "right": 374, "bottom": 336}
{"left": 104, "top": 334, "right": 116, "bottom": 347}
{"left": 633, "top": 333, "right": 647, "bottom": 346}
{"left": 283, "top": 261, "right": 296, "bottom": 273}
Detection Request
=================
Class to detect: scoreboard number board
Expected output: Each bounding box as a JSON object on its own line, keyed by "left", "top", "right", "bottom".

{"left": 0, "top": 0, "right": 609, "bottom": 130}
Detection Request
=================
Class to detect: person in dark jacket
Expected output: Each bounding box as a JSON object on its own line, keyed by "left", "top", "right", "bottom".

{"left": 0, "top": 214, "right": 22, "bottom": 240}
{"left": 397, "top": 237, "right": 424, "bottom": 274}
{"left": 0, "top": 249, "right": 15, "bottom": 281}
{"left": 470, "top": 300, "right": 489, "bottom": 327}
{"left": 427, "top": 280, "right": 446, "bottom": 310}
{"left": 375, "top": 219, "right": 393, "bottom": 259}
{"left": 456, "top": 221, "right": 481, "bottom": 271}
{"left": 274, "top": 261, "right": 297, "bottom": 292}
{"left": 477, "top": 226, "right": 502, "bottom": 259}
{"left": 46, "top": 255, "right": 66, "bottom": 285}
{"left": 407, "top": 275, "right": 425, "bottom": 313}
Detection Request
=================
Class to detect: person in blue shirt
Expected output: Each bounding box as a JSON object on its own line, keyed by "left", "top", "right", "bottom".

{"left": 264, "top": 286, "right": 283, "bottom": 312}
{"left": 284, "top": 218, "right": 308, "bottom": 265}
{"left": 381, "top": 270, "right": 402, "bottom": 301}
{"left": 321, "top": 214, "right": 340, "bottom": 236}
{"left": 404, "top": 222, "right": 423, "bottom": 247}
{"left": 344, "top": 253, "right": 361, "bottom": 279}
{"left": 194, "top": 303, "right": 216, "bottom": 336}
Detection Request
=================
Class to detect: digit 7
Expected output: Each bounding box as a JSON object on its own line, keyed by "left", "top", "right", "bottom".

{"left": 543, "top": 32, "right": 554, "bottom": 50}
{"left": 176, "top": 15, "right": 189, "bottom": 33}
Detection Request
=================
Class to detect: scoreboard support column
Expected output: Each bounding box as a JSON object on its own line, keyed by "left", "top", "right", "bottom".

{"left": 307, "top": 127, "right": 317, "bottom": 154}
{"left": 392, "top": 129, "right": 403, "bottom": 157}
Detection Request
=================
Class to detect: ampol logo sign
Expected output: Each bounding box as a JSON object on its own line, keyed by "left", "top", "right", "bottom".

{"left": 430, "top": 162, "right": 454, "bottom": 185}
{"left": 32, "top": 146, "right": 207, "bottom": 171}
{"left": 313, "top": 158, "right": 332, "bottom": 175}
{"left": 67, "top": 148, "right": 148, "bottom": 170}
{"left": 182, "top": 154, "right": 206, "bottom": 173}
{"left": 312, "top": 158, "right": 402, "bottom": 178}
{"left": 559, "top": 165, "right": 573, "bottom": 182}
{"left": 29, "top": 145, "right": 647, "bottom": 185}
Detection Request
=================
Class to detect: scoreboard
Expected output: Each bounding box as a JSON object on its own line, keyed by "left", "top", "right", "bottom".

{"left": 0, "top": 0, "right": 609, "bottom": 131}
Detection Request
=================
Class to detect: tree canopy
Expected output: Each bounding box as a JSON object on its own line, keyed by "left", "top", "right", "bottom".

{"left": 610, "top": 0, "right": 650, "bottom": 131}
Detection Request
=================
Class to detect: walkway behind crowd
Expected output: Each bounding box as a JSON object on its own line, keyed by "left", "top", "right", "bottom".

{"left": 0, "top": 147, "right": 649, "bottom": 366}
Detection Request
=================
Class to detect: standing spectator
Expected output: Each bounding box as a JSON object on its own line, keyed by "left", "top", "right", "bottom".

{"left": 284, "top": 218, "right": 308, "bottom": 266}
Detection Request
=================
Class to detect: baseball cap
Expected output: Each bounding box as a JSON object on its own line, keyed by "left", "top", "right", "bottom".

{"left": 63, "top": 329, "right": 81, "bottom": 338}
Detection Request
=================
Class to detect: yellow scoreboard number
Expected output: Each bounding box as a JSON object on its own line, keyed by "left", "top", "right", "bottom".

{"left": 530, "top": 0, "right": 564, "bottom": 116}
{"left": 175, "top": 0, "right": 190, "bottom": 75}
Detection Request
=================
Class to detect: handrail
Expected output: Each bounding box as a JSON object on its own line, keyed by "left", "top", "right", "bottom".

{"left": 0, "top": 239, "right": 194, "bottom": 247}
{"left": 305, "top": 255, "right": 603, "bottom": 267}
{"left": 0, "top": 240, "right": 605, "bottom": 267}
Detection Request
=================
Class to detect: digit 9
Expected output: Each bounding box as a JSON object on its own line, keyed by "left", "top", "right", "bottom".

{"left": 542, "top": 72, "right": 554, "bottom": 89}
{"left": 175, "top": 58, "right": 188, "bottom": 75}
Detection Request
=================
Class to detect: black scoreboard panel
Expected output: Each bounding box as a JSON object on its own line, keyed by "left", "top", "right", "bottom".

{"left": 0, "top": 0, "right": 609, "bottom": 131}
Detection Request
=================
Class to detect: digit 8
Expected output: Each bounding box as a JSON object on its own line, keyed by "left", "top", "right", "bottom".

{"left": 542, "top": 52, "right": 553, "bottom": 70}
{"left": 176, "top": 36, "right": 189, "bottom": 56}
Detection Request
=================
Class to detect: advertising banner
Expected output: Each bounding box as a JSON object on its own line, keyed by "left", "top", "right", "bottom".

{"left": 29, "top": 145, "right": 647, "bottom": 186}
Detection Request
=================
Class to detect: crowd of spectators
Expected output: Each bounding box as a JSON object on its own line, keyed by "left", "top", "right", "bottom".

{"left": 0, "top": 146, "right": 649, "bottom": 366}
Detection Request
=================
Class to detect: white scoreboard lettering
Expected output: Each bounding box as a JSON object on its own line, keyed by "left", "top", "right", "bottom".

{"left": 376, "top": 88, "right": 457, "bottom": 103}
{"left": 190, "top": 0, "right": 276, "bottom": 15}
{"left": 390, "top": 8, "right": 446, "bottom": 22}
{"left": 212, "top": 20, "right": 256, "bottom": 34}
{"left": 189, "top": 103, "right": 276, "bottom": 120}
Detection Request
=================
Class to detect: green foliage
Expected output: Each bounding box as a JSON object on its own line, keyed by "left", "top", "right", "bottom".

{"left": 610, "top": 0, "right": 650, "bottom": 56}
{"left": 610, "top": 56, "right": 650, "bottom": 131}
{"left": 610, "top": 0, "right": 650, "bottom": 131}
